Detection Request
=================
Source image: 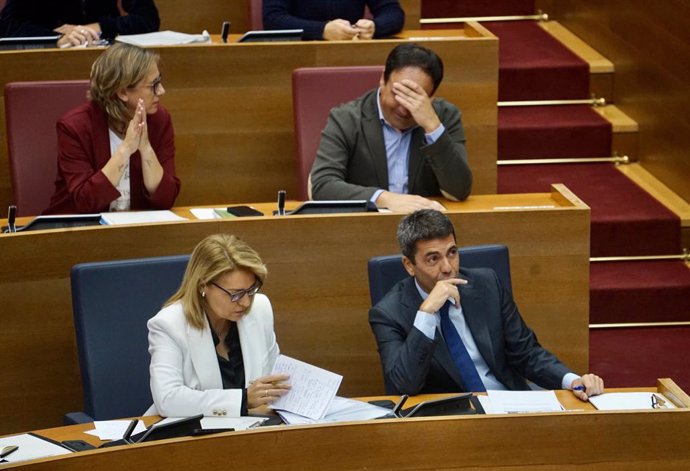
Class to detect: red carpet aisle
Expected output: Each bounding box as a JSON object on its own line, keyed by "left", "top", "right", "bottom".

{"left": 422, "top": 0, "right": 690, "bottom": 391}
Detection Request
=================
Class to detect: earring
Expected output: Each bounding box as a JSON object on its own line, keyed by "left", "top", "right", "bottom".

{"left": 201, "top": 291, "right": 206, "bottom": 298}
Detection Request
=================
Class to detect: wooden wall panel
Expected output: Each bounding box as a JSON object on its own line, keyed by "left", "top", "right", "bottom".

{"left": 552, "top": 0, "right": 690, "bottom": 203}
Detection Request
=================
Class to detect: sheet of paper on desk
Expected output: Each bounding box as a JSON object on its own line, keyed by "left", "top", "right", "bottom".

{"left": 0, "top": 433, "right": 72, "bottom": 464}
{"left": 277, "top": 396, "right": 393, "bottom": 425}
{"left": 190, "top": 208, "right": 224, "bottom": 220}
{"left": 269, "top": 354, "right": 342, "bottom": 420}
{"left": 487, "top": 390, "right": 565, "bottom": 414}
{"left": 588, "top": 392, "right": 677, "bottom": 411}
{"left": 99, "top": 210, "right": 187, "bottom": 225}
{"left": 116, "top": 30, "right": 211, "bottom": 46}
{"left": 84, "top": 420, "right": 147, "bottom": 441}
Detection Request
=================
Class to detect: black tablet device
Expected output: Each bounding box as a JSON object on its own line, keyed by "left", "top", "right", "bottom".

{"left": 135, "top": 414, "right": 204, "bottom": 443}
{"left": 402, "top": 393, "right": 475, "bottom": 417}
{"left": 277, "top": 200, "right": 377, "bottom": 216}
{"left": 0, "top": 35, "right": 60, "bottom": 50}
{"left": 237, "top": 29, "right": 303, "bottom": 43}
{"left": 3, "top": 214, "right": 101, "bottom": 233}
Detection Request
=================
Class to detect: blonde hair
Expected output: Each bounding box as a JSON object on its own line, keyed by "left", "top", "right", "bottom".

{"left": 166, "top": 234, "right": 268, "bottom": 329}
{"left": 89, "top": 42, "right": 159, "bottom": 134}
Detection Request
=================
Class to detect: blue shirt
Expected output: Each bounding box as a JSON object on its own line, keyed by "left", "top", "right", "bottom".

{"left": 372, "top": 88, "right": 445, "bottom": 203}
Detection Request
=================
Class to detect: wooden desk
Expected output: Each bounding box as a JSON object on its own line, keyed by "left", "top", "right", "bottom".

{"left": 0, "top": 184, "right": 589, "bottom": 434}
{"left": 5, "top": 381, "right": 690, "bottom": 470}
{"left": 0, "top": 23, "right": 496, "bottom": 215}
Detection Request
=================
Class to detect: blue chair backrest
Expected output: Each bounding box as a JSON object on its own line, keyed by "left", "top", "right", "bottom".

{"left": 367, "top": 244, "right": 512, "bottom": 306}
{"left": 70, "top": 255, "right": 190, "bottom": 422}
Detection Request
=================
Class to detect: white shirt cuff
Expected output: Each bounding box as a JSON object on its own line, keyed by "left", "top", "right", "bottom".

{"left": 413, "top": 310, "right": 439, "bottom": 340}
{"left": 562, "top": 372, "right": 581, "bottom": 390}
{"left": 424, "top": 123, "right": 445, "bottom": 144}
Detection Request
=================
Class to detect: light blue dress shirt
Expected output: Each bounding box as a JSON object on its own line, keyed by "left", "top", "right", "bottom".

{"left": 371, "top": 89, "right": 445, "bottom": 204}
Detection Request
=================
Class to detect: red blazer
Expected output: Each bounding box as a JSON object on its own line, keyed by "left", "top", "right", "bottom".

{"left": 44, "top": 101, "right": 180, "bottom": 214}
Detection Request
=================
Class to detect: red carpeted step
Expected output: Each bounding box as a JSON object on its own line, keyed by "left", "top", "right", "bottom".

{"left": 498, "top": 164, "right": 681, "bottom": 257}
{"left": 591, "top": 261, "right": 690, "bottom": 324}
{"left": 422, "top": 1, "right": 535, "bottom": 18}
{"left": 499, "top": 105, "right": 612, "bottom": 159}
{"left": 590, "top": 326, "right": 690, "bottom": 392}
{"left": 486, "top": 22, "right": 590, "bottom": 101}
{"left": 422, "top": 20, "right": 591, "bottom": 100}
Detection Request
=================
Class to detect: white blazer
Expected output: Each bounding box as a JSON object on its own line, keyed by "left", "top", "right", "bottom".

{"left": 145, "top": 294, "right": 280, "bottom": 417}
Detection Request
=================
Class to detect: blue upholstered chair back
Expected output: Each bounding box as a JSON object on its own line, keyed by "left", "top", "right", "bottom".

{"left": 367, "top": 244, "right": 512, "bottom": 306}
{"left": 66, "top": 255, "right": 190, "bottom": 424}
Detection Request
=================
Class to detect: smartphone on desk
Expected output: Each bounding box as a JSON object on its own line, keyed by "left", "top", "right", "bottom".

{"left": 226, "top": 206, "right": 264, "bottom": 217}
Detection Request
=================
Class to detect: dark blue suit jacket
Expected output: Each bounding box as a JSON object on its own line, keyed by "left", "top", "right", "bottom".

{"left": 369, "top": 267, "right": 572, "bottom": 394}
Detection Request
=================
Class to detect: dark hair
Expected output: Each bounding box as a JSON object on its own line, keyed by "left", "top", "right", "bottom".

{"left": 397, "top": 209, "right": 456, "bottom": 262}
{"left": 383, "top": 44, "right": 444, "bottom": 94}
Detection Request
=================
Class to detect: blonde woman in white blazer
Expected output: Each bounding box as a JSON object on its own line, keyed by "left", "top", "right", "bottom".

{"left": 146, "top": 234, "right": 290, "bottom": 417}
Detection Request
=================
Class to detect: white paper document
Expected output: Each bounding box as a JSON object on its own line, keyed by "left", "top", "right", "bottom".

{"left": 589, "top": 392, "right": 676, "bottom": 411}
{"left": 190, "top": 208, "right": 222, "bottom": 220}
{"left": 116, "top": 30, "right": 211, "bottom": 46}
{"left": 276, "top": 396, "right": 393, "bottom": 425}
{"left": 487, "top": 390, "right": 565, "bottom": 414}
{"left": 269, "top": 355, "right": 342, "bottom": 420}
{"left": 0, "top": 433, "right": 72, "bottom": 464}
{"left": 84, "top": 420, "right": 147, "bottom": 441}
{"left": 99, "top": 210, "right": 187, "bottom": 225}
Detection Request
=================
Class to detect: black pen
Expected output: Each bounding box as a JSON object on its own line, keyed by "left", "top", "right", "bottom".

{"left": 0, "top": 445, "right": 18, "bottom": 459}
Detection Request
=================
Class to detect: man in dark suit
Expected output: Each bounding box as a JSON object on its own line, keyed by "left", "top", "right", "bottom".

{"left": 369, "top": 209, "right": 604, "bottom": 400}
{"left": 309, "top": 44, "right": 472, "bottom": 213}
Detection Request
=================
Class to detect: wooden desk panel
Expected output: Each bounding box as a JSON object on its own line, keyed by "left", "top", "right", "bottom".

{"left": 7, "top": 385, "right": 690, "bottom": 470}
{"left": 0, "top": 24, "right": 496, "bottom": 215}
{"left": 0, "top": 185, "right": 587, "bottom": 434}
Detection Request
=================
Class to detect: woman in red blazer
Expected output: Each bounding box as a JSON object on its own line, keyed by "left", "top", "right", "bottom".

{"left": 45, "top": 43, "right": 180, "bottom": 214}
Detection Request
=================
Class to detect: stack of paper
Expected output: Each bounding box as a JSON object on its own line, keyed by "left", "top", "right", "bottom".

{"left": 276, "top": 396, "right": 393, "bottom": 425}
{"left": 99, "top": 210, "right": 187, "bottom": 225}
{"left": 0, "top": 433, "right": 72, "bottom": 465}
{"left": 116, "top": 30, "right": 211, "bottom": 47}
{"left": 484, "top": 390, "right": 565, "bottom": 414}
{"left": 589, "top": 392, "right": 677, "bottom": 411}
{"left": 269, "top": 355, "right": 343, "bottom": 422}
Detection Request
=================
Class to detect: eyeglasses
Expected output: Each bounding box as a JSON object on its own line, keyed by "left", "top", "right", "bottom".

{"left": 211, "top": 280, "right": 262, "bottom": 302}
{"left": 130, "top": 76, "right": 164, "bottom": 96}
{"left": 651, "top": 394, "right": 667, "bottom": 409}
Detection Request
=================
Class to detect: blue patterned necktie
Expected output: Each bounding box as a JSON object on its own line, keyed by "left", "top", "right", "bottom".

{"left": 439, "top": 301, "right": 486, "bottom": 392}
